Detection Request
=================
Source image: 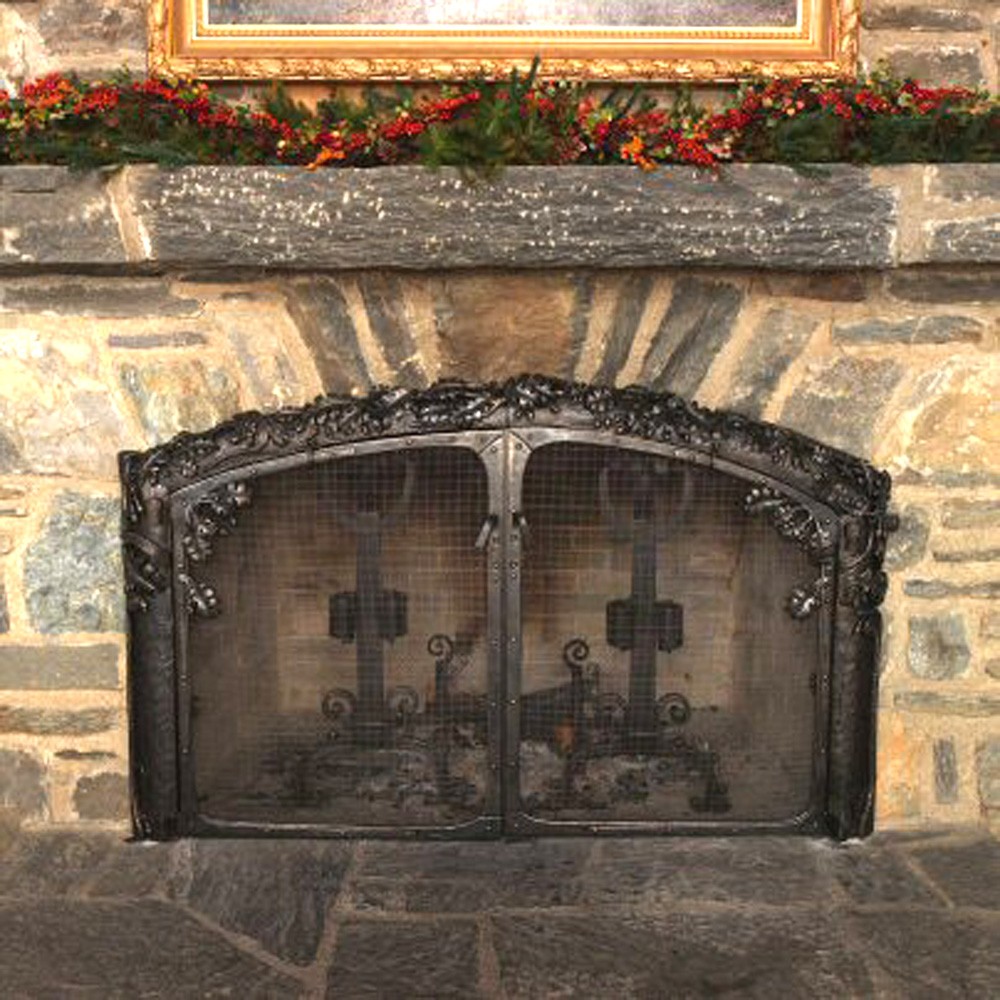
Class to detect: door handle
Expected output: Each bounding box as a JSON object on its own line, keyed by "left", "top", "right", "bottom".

{"left": 475, "top": 514, "right": 498, "bottom": 550}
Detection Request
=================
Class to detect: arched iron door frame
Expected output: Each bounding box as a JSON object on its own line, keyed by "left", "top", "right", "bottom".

{"left": 121, "top": 376, "right": 890, "bottom": 841}
{"left": 500, "top": 426, "right": 836, "bottom": 838}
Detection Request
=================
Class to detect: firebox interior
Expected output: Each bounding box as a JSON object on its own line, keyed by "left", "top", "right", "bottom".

{"left": 182, "top": 436, "right": 822, "bottom": 834}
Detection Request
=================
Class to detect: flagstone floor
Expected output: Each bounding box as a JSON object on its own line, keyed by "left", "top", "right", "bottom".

{"left": 0, "top": 823, "right": 997, "bottom": 998}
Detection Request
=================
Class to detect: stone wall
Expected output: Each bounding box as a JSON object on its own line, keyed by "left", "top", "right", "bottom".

{"left": 0, "top": 163, "right": 997, "bottom": 833}
{"left": 0, "top": 1, "right": 997, "bottom": 91}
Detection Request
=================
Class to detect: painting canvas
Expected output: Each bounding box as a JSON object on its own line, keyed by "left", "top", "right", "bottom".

{"left": 150, "top": 0, "right": 857, "bottom": 80}
{"left": 204, "top": 2, "right": 800, "bottom": 29}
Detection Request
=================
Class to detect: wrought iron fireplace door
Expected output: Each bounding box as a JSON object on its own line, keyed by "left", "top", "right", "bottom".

{"left": 122, "top": 378, "right": 892, "bottom": 841}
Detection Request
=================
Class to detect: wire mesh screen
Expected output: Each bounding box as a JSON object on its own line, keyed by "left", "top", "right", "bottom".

{"left": 518, "top": 443, "right": 821, "bottom": 825}
{"left": 186, "top": 446, "right": 491, "bottom": 829}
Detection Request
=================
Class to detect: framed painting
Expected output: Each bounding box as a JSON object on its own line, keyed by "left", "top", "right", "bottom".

{"left": 149, "top": 0, "right": 859, "bottom": 81}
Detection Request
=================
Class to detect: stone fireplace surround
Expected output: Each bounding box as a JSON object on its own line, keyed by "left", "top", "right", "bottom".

{"left": 0, "top": 161, "right": 997, "bottom": 834}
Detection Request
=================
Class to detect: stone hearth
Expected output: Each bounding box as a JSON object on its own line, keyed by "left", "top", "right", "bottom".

{"left": 0, "top": 822, "right": 998, "bottom": 996}
{"left": 0, "top": 163, "right": 998, "bottom": 834}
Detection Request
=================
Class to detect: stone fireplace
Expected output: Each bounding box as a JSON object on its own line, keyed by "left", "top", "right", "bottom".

{"left": 0, "top": 162, "right": 997, "bottom": 834}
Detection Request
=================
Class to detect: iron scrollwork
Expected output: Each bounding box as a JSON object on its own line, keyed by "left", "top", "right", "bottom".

{"left": 122, "top": 532, "right": 169, "bottom": 613}
{"left": 121, "top": 374, "right": 895, "bottom": 504}
{"left": 744, "top": 485, "right": 838, "bottom": 620}
{"left": 178, "top": 480, "right": 253, "bottom": 618}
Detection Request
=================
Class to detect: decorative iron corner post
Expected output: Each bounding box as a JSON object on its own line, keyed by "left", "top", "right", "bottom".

{"left": 120, "top": 449, "right": 181, "bottom": 839}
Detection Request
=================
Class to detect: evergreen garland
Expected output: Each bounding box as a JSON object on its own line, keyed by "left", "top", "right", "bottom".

{"left": 1, "top": 63, "right": 996, "bottom": 174}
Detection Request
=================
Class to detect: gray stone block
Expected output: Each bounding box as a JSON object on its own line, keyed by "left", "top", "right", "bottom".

{"left": 0, "top": 644, "right": 119, "bottom": 689}
{"left": 0, "top": 900, "right": 303, "bottom": 998}
{"left": 118, "top": 358, "right": 239, "bottom": 444}
{"left": 0, "top": 831, "right": 116, "bottom": 896}
{"left": 910, "top": 838, "right": 1000, "bottom": 909}
{"left": 853, "top": 911, "right": 1000, "bottom": 996}
{"left": 941, "top": 500, "right": 1000, "bottom": 530}
{"left": 403, "top": 872, "right": 583, "bottom": 912}
{"left": 929, "top": 165, "right": 1000, "bottom": 203}
{"left": 361, "top": 837, "right": 591, "bottom": 880}
{"left": 0, "top": 706, "right": 118, "bottom": 735}
{"left": 0, "top": 583, "right": 7, "bottom": 634}
{"left": 567, "top": 272, "right": 599, "bottom": 376}
{"left": 928, "top": 216, "right": 1000, "bottom": 263}
{"left": 904, "top": 580, "right": 1000, "bottom": 599}
{"left": 821, "top": 844, "right": 941, "bottom": 904}
{"left": 933, "top": 739, "right": 959, "bottom": 804}
{"left": 879, "top": 46, "right": 986, "bottom": 88}
{"left": 129, "top": 165, "right": 898, "bottom": 270}
{"left": 284, "top": 278, "right": 374, "bottom": 394}
{"left": 85, "top": 841, "right": 175, "bottom": 898}
{"left": 593, "top": 271, "right": 655, "bottom": 385}
{"left": 978, "top": 741, "right": 1000, "bottom": 809}
{"left": 36, "top": 0, "right": 146, "bottom": 56}
{"left": 107, "top": 331, "right": 209, "bottom": 349}
{"left": 55, "top": 749, "right": 117, "bottom": 761}
{"left": 168, "top": 839, "right": 352, "bottom": 964}
{"left": 0, "top": 749, "right": 46, "bottom": 820}
{"left": 780, "top": 356, "right": 904, "bottom": 457}
{"left": 23, "top": 492, "right": 123, "bottom": 634}
{"left": 357, "top": 274, "right": 427, "bottom": 387}
{"left": 594, "top": 271, "right": 655, "bottom": 385}
{"left": 0, "top": 166, "right": 72, "bottom": 194}
{"left": 492, "top": 910, "right": 872, "bottom": 998}
{"left": 862, "top": 3, "right": 983, "bottom": 30}
{"left": 757, "top": 272, "right": 868, "bottom": 301}
{"left": 640, "top": 277, "right": 745, "bottom": 397}
{"left": 726, "top": 307, "right": 818, "bottom": 417}
{"left": 221, "top": 320, "right": 305, "bottom": 407}
{"left": 0, "top": 169, "right": 126, "bottom": 267}
{"left": 933, "top": 547, "right": 1000, "bottom": 563}
{"left": 582, "top": 837, "right": 830, "bottom": 906}
{"left": 887, "top": 271, "right": 1000, "bottom": 303}
{"left": 908, "top": 614, "right": 970, "bottom": 679}
{"left": 382, "top": 839, "right": 593, "bottom": 912}
{"left": 0, "top": 280, "right": 201, "bottom": 318}
{"left": 832, "top": 314, "right": 984, "bottom": 344}
{"left": 893, "top": 692, "right": 1000, "bottom": 716}
{"left": 72, "top": 772, "right": 128, "bottom": 821}
{"left": 328, "top": 919, "right": 479, "bottom": 997}
{"left": 884, "top": 505, "right": 930, "bottom": 571}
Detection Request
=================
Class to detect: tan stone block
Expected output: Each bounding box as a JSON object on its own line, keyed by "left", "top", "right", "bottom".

{"left": 0, "top": 328, "right": 135, "bottom": 478}
{"left": 0, "top": 485, "right": 27, "bottom": 517}
{"left": 208, "top": 294, "right": 318, "bottom": 409}
{"left": 118, "top": 358, "right": 239, "bottom": 444}
{"left": 877, "top": 712, "right": 925, "bottom": 822}
{"left": 982, "top": 611, "right": 1000, "bottom": 641}
{"left": 906, "top": 363, "right": 1000, "bottom": 477}
{"left": 435, "top": 274, "right": 575, "bottom": 381}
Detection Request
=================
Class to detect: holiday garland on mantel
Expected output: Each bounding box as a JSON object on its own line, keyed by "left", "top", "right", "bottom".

{"left": 1, "top": 62, "right": 996, "bottom": 174}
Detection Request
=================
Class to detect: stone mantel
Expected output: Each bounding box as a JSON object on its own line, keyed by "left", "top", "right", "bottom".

{"left": 1, "top": 163, "right": 997, "bottom": 273}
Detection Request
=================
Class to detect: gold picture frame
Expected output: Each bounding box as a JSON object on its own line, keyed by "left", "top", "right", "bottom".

{"left": 149, "top": 1, "right": 859, "bottom": 82}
